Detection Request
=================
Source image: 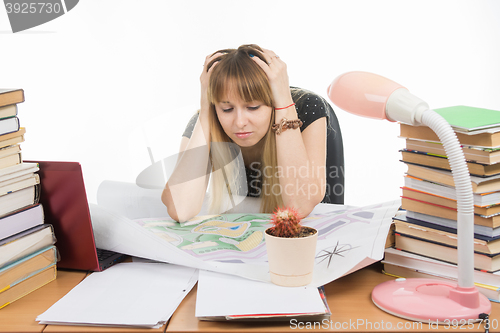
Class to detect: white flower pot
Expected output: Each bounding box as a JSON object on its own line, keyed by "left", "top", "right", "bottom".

{"left": 264, "top": 227, "right": 318, "bottom": 287}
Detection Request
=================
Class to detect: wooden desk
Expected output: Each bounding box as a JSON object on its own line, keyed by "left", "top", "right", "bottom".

{"left": 1, "top": 264, "right": 499, "bottom": 332}
{"left": 166, "top": 263, "right": 500, "bottom": 333}
{"left": 0, "top": 269, "right": 167, "bottom": 333}
{"left": 0, "top": 270, "right": 87, "bottom": 333}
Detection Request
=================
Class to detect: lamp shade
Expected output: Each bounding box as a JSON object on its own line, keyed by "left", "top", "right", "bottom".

{"left": 327, "top": 71, "right": 405, "bottom": 121}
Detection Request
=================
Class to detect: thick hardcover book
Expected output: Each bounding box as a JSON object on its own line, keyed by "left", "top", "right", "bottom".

{"left": 0, "top": 173, "right": 40, "bottom": 197}
{"left": 0, "top": 152, "right": 21, "bottom": 169}
{"left": 405, "top": 163, "right": 500, "bottom": 194}
{"left": 0, "top": 128, "right": 25, "bottom": 150}
{"left": 0, "top": 104, "right": 17, "bottom": 120}
{"left": 0, "top": 264, "right": 56, "bottom": 309}
{"left": 400, "top": 105, "right": 500, "bottom": 147}
{"left": 0, "top": 144, "right": 20, "bottom": 159}
{"left": 401, "top": 123, "right": 500, "bottom": 147}
{"left": 393, "top": 214, "right": 500, "bottom": 241}
{"left": 405, "top": 139, "right": 500, "bottom": 165}
{"left": 0, "top": 162, "right": 38, "bottom": 181}
{"left": 401, "top": 150, "right": 500, "bottom": 177}
{"left": 0, "top": 184, "right": 40, "bottom": 218}
{"left": 405, "top": 210, "right": 500, "bottom": 238}
{"left": 402, "top": 187, "right": 500, "bottom": 216}
{"left": 401, "top": 196, "right": 500, "bottom": 228}
{"left": 393, "top": 215, "right": 500, "bottom": 255}
{"left": 404, "top": 176, "right": 500, "bottom": 207}
{"left": 435, "top": 105, "right": 500, "bottom": 133}
{"left": 0, "top": 89, "right": 24, "bottom": 109}
{"left": 395, "top": 232, "right": 500, "bottom": 272}
{"left": 0, "top": 116, "right": 20, "bottom": 136}
{"left": 0, "top": 204, "right": 44, "bottom": 240}
{"left": 0, "top": 246, "right": 57, "bottom": 293}
{"left": 0, "top": 224, "right": 56, "bottom": 269}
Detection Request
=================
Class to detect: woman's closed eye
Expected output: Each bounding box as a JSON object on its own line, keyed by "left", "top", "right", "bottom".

{"left": 219, "top": 104, "right": 261, "bottom": 112}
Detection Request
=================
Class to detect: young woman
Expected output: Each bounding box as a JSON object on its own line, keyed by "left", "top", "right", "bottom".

{"left": 162, "top": 44, "right": 333, "bottom": 222}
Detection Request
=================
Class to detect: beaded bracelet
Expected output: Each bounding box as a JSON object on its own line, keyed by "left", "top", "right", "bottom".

{"left": 274, "top": 103, "right": 295, "bottom": 111}
{"left": 272, "top": 117, "right": 303, "bottom": 135}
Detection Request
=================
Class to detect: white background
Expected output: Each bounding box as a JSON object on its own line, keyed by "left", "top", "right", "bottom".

{"left": 1, "top": 0, "right": 499, "bottom": 206}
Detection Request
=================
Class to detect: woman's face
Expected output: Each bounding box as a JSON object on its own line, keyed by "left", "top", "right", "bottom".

{"left": 214, "top": 90, "right": 272, "bottom": 148}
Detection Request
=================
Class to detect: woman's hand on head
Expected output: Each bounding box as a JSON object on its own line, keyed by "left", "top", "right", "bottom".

{"left": 250, "top": 48, "right": 293, "bottom": 108}
{"left": 200, "top": 52, "right": 223, "bottom": 112}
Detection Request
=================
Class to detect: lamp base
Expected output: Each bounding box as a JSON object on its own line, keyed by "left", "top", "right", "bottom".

{"left": 371, "top": 278, "right": 491, "bottom": 323}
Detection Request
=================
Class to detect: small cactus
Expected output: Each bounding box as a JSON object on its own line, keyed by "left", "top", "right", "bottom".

{"left": 268, "top": 207, "right": 302, "bottom": 238}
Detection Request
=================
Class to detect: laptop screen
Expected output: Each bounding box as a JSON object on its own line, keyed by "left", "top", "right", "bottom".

{"left": 26, "top": 161, "right": 101, "bottom": 271}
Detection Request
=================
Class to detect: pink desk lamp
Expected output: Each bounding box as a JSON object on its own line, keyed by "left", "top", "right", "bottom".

{"left": 327, "top": 71, "right": 491, "bottom": 323}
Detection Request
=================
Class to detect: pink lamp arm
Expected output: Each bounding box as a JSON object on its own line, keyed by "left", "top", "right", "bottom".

{"left": 327, "top": 71, "right": 405, "bottom": 121}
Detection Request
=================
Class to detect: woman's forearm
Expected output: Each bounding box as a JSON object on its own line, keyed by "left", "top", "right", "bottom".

{"left": 162, "top": 113, "right": 211, "bottom": 222}
{"left": 248, "top": 49, "right": 327, "bottom": 216}
{"left": 163, "top": 51, "right": 225, "bottom": 221}
{"left": 274, "top": 107, "right": 327, "bottom": 217}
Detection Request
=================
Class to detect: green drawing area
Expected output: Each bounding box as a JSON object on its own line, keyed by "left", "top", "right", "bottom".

{"left": 135, "top": 213, "right": 271, "bottom": 256}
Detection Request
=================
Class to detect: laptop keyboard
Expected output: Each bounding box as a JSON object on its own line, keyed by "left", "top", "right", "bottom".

{"left": 96, "top": 248, "right": 119, "bottom": 262}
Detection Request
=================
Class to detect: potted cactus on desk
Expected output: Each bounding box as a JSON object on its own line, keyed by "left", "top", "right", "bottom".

{"left": 264, "top": 207, "right": 318, "bottom": 287}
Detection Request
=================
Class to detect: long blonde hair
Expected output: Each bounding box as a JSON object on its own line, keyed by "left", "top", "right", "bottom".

{"left": 206, "top": 44, "right": 283, "bottom": 213}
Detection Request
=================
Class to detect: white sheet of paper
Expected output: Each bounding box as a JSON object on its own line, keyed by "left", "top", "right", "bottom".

{"left": 95, "top": 180, "right": 264, "bottom": 218}
{"left": 36, "top": 262, "right": 198, "bottom": 328}
{"left": 195, "top": 270, "right": 325, "bottom": 318}
{"left": 92, "top": 180, "right": 400, "bottom": 288}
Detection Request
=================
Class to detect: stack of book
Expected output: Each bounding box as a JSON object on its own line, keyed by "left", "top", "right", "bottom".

{"left": 0, "top": 89, "right": 57, "bottom": 309}
{"left": 382, "top": 105, "right": 500, "bottom": 302}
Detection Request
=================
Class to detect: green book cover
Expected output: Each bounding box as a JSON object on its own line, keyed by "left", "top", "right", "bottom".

{"left": 435, "top": 105, "right": 500, "bottom": 132}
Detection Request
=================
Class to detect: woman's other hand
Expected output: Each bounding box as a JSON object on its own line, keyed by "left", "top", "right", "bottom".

{"left": 250, "top": 48, "right": 293, "bottom": 108}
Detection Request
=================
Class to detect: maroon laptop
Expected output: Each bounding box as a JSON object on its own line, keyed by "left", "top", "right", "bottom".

{"left": 26, "top": 161, "right": 126, "bottom": 271}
